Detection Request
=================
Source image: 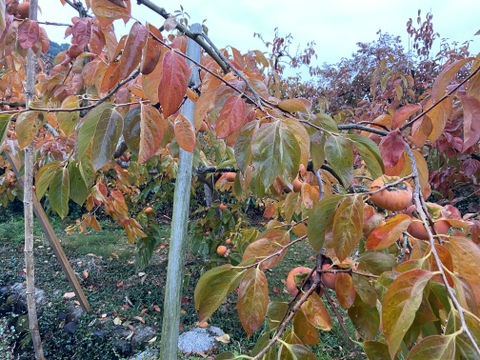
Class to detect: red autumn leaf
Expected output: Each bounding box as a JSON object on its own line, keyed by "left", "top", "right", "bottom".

{"left": 458, "top": 93, "right": 480, "bottom": 151}
{"left": 118, "top": 22, "right": 148, "bottom": 81}
{"left": 392, "top": 104, "right": 421, "bottom": 128}
{"left": 99, "top": 61, "right": 120, "bottom": 96}
{"left": 158, "top": 50, "right": 192, "bottom": 117}
{"left": 216, "top": 95, "right": 246, "bottom": 139}
{"left": 379, "top": 129, "right": 405, "bottom": 168}
{"left": 18, "top": 19, "right": 39, "bottom": 49}
{"left": 139, "top": 104, "right": 165, "bottom": 163}
{"left": 141, "top": 23, "right": 163, "bottom": 75}
{"left": 366, "top": 214, "right": 412, "bottom": 250}
{"left": 237, "top": 268, "right": 268, "bottom": 336}
{"left": 174, "top": 113, "right": 195, "bottom": 153}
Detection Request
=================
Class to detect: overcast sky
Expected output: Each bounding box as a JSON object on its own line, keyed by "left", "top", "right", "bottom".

{"left": 41, "top": 1, "right": 479, "bottom": 72}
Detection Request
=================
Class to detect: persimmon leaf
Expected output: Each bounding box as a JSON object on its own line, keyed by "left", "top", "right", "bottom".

{"left": 57, "top": 96, "right": 80, "bottom": 137}
{"left": 382, "top": 269, "right": 434, "bottom": 359}
{"left": 278, "top": 98, "right": 311, "bottom": 113}
{"left": 91, "top": 106, "right": 123, "bottom": 171}
{"left": 68, "top": 161, "right": 89, "bottom": 206}
{"left": 118, "top": 22, "right": 148, "bottom": 81}
{"left": 335, "top": 273, "right": 355, "bottom": 309}
{"left": 332, "top": 194, "right": 364, "bottom": 261}
{"left": 234, "top": 120, "right": 258, "bottom": 172}
{"left": 406, "top": 334, "right": 456, "bottom": 360}
{"left": 0, "top": 114, "right": 12, "bottom": 147}
{"left": 348, "top": 296, "right": 380, "bottom": 341}
{"left": 242, "top": 229, "right": 289, "bottom": 270}
{"left": 445, "top": 236, "right": 480, "bottom": 303}
{"left": 194, "top": 265, "right": 246, "bottom": 323}
{"left": 141, "top": 23, "right": 163, "bottom": 75}
{"left": 366, "top": 214, "right": 412, "bottom": 251}
{"left": 16, "top": 111, "right": 46, "bottom": 149}
{"left": 307, "top": 194, "right": 344, "bottom": 252}
{"left": 358, "top": 341, "right": 390, "bottom": 359}
{"left": 77, "top": 102, "right": 114, "bottom": 160}
{"left": 325, "top": 135, "right": 354, "bottom": 187}
{"left": 158, "top": 49, "right": 192, "bottom": 117}
{"left": 173, "top": 113, "right": 195, "bottom": 153}
{"left": 35, "top": 161, "right": 62, "bottom": 200}
{"left": 18, "top": 20, "right": 39, "bottom": 49}
{"left": 346, "top": 133, "right": 384, "bottom": 179}
{"left": 379, "top": 129, "right": 405, "bottom": 168}
{"left": 139, "top": 104, "right": 165, "bottom": 163}
{"left": 293, "top": 310, "right": 320, "bottom": 346}
{"left": 49, "top": 167, "right": 70, "bottom": 219}
{"left": 237, "top": 268, "right": 268, "bottom": 336}
{"left": 216, "top": 95, "right": 246, "bottom": 139}
{"left": 392, "top": 104, "right": 422, "bottom": 128}
{"left": 252, "top": 121, "right": 300, "bottom": 191}
{"left": 458, "top": 94, "right": 480, "bottom": 152}
{"left": 301, "top": 291, "right": 332, "bottom": 331}
{"left": 431, "top": 57, "right": 473, "bottom": 102}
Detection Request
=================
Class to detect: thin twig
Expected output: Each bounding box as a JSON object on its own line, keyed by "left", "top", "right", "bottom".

{"left": 404, "top": 142, "right": 480, "bottom": 357}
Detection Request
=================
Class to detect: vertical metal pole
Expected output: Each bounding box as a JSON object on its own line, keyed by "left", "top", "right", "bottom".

{"left": 159, "top": 23, "right": 202, "bottom": 360}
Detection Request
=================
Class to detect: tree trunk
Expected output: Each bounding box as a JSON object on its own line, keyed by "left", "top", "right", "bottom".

{"left": 24, "top": 1, "right": 45, "bottom": 358}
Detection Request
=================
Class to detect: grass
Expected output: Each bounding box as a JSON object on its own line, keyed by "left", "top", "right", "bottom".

{"left": 0, "top": 206, "right": 362, "bottom": 359}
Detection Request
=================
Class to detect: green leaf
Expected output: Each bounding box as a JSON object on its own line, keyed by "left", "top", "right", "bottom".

{"left": 234, "top": 120, "right": 258, "bottom": 172}
{"left": 252, "top": 121, "right": 300, "bottom": 191}
{"left": 0, "top": 113, "right": 12, "bottom": 146}
{"left": 357, "top": 341, "right": 390, "bottom": 359}
{"left": 16, "top": 111, "right": 46, "bottom": 149}
{"left": 57, "top": 96, "right": 80, "bottom": 137}
{"left": 237, "top": 268, "right": 269, "bottom": 336}
{"left": 281, "top": 118, "right": 311, "bottom": 167}
{"left": 293, "top": 310, "right": 319, "bottom": 346}
{"left": 123, "top": 107, "right": 141, "bottom": 156}
{"left": 266, "top": 301, "right": 289, "bottom": 330}
{"left": 35, "top": 161, "right": 62, "bottom": 200}
{"left": 358, "top": 252, "right": 397, "bottom": 275}
{"left": 48, "top": 167, "right": 70, "bottom": 219}
{"left": 346, "top": 133, "right": 384, "bottom": 179}
{"left": 68, "top": 161, "right": 89, "bottom": 206}
{"left": 309, "top": 130, "right": 326, "bottom": 171}
{"left": 406, "top": 334, "right": 456, "bottom": 360}
{"left": 91, "top": 106, "right": 123, "bottom": 171}
{"left": 332, "top": 194, "right": 364, "bottom": 261}
{"left": 279, "top": 342, "right": 316, "bottom": 360}
{"left": 77, "top": 102, "right": 114, "bottom": 161}
{"left": 194, "top": 265, "right": 246, "bottom": 323}
{"left": 348, "top": 296, "right": 380, "bottom": 341}
{"left": 324, "top": 135, "right": 354, "bottom": 187}
{"left": 382, "top": 269, "right": 434, "bottom": 359}
{"left": 307, "top": 194, "right": 344, "bottom": 252}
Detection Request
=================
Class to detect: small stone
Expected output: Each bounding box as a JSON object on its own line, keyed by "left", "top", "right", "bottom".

{"left": 64, "top": 321, "right": 76, "bottom": 335}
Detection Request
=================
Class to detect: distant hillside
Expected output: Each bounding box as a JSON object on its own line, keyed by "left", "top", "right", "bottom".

{"left": 47, "top": 41, "right": 69, "bottom": 58}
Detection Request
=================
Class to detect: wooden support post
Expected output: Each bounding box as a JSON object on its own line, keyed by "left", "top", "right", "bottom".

{"left": 3, "top": 150, "right": 91, "bottom": 313}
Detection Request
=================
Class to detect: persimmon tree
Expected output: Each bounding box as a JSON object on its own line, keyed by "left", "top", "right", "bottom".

{"left": 1, "top": 1, "right": 480, "bottom": 360}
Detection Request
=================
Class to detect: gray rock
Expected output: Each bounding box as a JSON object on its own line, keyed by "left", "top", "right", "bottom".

{"left": 10, "top": 282, "right": 46, "bottom": 307}
{"left": 132, "top": 325, "right": 156, "bottom": 347}
{"left": 178, "top": 326, "right": 225, "bottom": 353}
{"left": 129, "top": 348, "right": 159, "bottom": 360}
{"left": 65, "top": 304, "right": 84, "bottom": 323}
{"left": 113, "top": 325, "right": 132, "bottom": 338}
{"left": 64, "top": 321, "right": 76, "bottom": 335}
